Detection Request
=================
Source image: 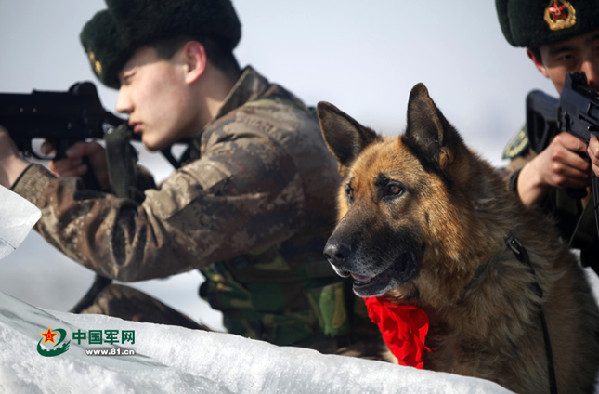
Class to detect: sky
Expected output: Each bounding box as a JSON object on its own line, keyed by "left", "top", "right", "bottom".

{"left": 0, "top": 0, "right": 564, "bottom": 330}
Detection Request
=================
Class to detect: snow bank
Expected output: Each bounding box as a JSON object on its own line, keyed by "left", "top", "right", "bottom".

{"left": 0, "top": 291, "right": 513, "bottom": 393}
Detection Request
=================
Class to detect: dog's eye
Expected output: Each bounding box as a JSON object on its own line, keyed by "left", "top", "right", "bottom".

{"left": 384, "top": 183, "right": 404, "bottom": 198}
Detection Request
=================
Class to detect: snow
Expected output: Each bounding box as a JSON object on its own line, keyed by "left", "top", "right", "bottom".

{"left": 0, "top": 185, "right": 40, "bottom": 260}
{"left": 0, "top": 291, "right": 514, "bottom": 394}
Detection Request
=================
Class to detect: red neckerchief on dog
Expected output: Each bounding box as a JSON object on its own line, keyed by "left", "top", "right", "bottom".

{"left": 364, "top": 296, "right": 432, "bottom": 369}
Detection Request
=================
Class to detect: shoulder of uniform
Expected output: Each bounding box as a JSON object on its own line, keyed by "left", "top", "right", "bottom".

{"left": 243, "top": 96, "right": 306, "bottom": 112}
{"left": 502, "top": 125, "right": 529, "bottom": 160}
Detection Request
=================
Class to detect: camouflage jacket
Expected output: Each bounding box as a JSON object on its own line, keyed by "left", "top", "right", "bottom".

{"left": 12, "top": 67, "right": 372, "bottom": 345}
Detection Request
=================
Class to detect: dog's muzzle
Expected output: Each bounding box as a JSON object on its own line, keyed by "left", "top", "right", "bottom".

{"left": 323, "top": 240, "right": 352, "bottom": 278}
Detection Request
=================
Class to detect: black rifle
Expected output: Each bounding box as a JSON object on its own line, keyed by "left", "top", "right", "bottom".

{"left": 526, "top": 72, "right": 599, "bottom": 234}
{"left": 0, "top": 81, "right": 132, "bottom": 312}
{"left": 0, "top": 81, "right": 129, "bottom": 156}
{"left": 0, "top": 81, "right": 130, "bottom": 189}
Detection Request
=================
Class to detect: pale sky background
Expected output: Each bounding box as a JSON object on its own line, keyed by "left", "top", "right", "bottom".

{"left": 0, "top": 0, "right": 557, "bottom": 329}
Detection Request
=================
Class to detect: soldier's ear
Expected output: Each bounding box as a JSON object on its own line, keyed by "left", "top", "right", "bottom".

{"left": 317, "top": 101, "right": 378, "bottom": 173}
{"left": 184, "top": 41, "right": 207, "bottom": 84}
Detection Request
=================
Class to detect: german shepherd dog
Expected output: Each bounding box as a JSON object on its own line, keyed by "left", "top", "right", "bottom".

{"left": 318, "top": 83, "right": 599, "bottom": 393}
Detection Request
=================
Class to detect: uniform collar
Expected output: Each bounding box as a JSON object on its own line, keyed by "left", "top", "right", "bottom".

{"left": 213, "top": 65, "right": 269, "bottom": 120}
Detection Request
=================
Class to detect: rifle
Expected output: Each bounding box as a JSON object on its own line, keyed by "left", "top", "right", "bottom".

{"left": 0, "top": 81, "right": 133, "bottom": 312}
{"left": 0, "top": 82, "right": 131, "bottom": 188}
{"left": 526, "top": 72, "right": 599, "bottom": 234}
{"left": 0, "top": 81, "right": 129, "bottom": 157}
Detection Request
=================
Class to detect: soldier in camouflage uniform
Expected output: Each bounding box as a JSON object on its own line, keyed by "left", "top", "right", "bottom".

{"left": 0, "top": 0, "right": 384, "bottom": 358}
{"left": 496, "top": 0, "right": 599, "bottom": 273}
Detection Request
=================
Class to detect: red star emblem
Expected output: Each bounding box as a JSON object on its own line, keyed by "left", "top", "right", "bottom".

{"left": 548, "top": 1, "right": 568, "bottom": 21}
{"left": 40, "top": 327, "right": 59, "bottom": 345}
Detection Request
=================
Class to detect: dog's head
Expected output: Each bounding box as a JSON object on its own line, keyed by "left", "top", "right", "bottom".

{"left": 319, "top": 84, "right": 479, "bottom": 301}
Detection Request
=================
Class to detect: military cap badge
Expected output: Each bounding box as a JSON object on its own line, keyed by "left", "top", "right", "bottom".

{"left": 544, "top": 0, "right": 577, "bottom": 31}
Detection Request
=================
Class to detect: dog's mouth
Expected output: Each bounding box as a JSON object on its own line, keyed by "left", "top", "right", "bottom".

{"left": 350, "top": 267, "right": 396, "bottom": 297}
{"left": 325, "top": 233, "right": 422, "bottom": 297}
{"left": 344, "top": 254, "right": 419, "bottom": 297}
{"left": 351, "top": 271, "right": 391, "bottom": 296}
{"left": 351, "top": 273, "right": 374, "bottom": 284}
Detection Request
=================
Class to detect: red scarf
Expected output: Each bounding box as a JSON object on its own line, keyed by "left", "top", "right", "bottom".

{"left": 364, "top": 296, "right": 432, "bottom": 369}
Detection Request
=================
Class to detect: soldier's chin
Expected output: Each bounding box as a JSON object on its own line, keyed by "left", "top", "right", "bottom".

{"left": 142, "top": 134, "right": 174, "bottom": 152}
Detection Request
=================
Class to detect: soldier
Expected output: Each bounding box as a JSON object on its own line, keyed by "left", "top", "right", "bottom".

{"left": 0, "top": 0, "right": 383, "bottom": 359}
{"left": 496, "top": 0, "right": 599, "bottom": 272}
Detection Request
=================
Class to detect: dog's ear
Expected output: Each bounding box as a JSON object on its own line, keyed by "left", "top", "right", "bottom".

{"left": 405, "top": 83, "right": 461, "bottom": 170}
{"left": 317, "top": 101, "right": 378, "bottom": 173}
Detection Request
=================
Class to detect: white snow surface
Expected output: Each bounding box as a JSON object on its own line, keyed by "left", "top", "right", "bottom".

{"left": 0, "top": 291, "right": 514, "bottom": 394}
{"left": 0, "top": 185, "right": 41, "bottom": 260}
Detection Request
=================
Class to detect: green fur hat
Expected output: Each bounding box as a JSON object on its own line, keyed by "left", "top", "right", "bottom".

{"left": 496, "top": 0, "right": 599, "bottom": 47}
{"left": 80, "top": 0, "right": 241, "bottom": 89}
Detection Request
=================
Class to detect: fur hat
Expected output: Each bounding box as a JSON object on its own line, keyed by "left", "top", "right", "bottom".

{"left": 80, "top": 0, "right": 241, "bottom": 89}
{"left": 496, "top": 0, "right": 599, "bottom": 47}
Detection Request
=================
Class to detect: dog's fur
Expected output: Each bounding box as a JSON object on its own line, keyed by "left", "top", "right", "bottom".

{"left": 318, "top": 83, "right": 599, "bottom": 393}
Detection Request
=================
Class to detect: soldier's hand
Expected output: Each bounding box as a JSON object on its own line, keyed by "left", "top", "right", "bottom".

{"left": 0, "top": 126, "right": 31, "bottom": 188}
{"left": 517, "top": 132, "right": 590, "bottom": 205}
{"left": 48, "top": 141, "right": 110, "bottom": 190}
{"left": 588, "top": 136, "right": 599, "bottom": 178}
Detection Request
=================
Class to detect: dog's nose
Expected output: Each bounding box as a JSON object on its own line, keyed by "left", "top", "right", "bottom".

{"left": 323, "top": 241, "right": 350, "bottom": 267}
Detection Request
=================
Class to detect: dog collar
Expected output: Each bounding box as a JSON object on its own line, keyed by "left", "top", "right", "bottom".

{"left": 364, "top": 296, "right": 432, "bottom": 368}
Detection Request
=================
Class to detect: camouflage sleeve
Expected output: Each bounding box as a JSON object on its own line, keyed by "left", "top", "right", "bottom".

{"left": 12, "top": 122, "right": 305, "bottom": 282}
